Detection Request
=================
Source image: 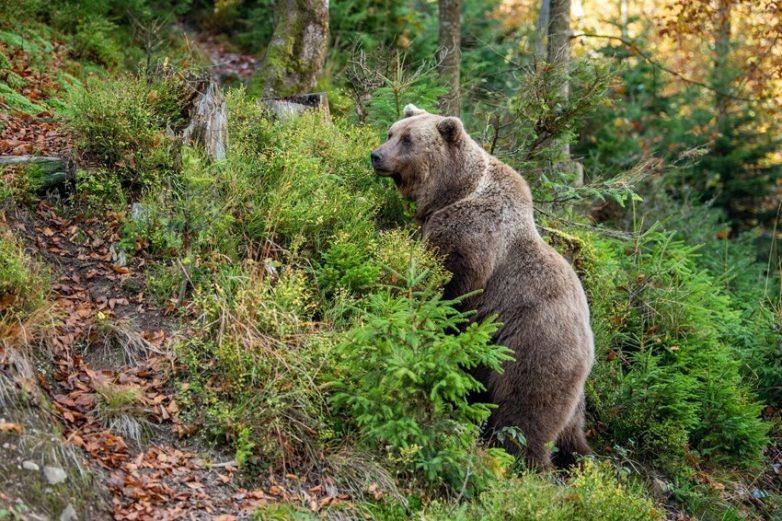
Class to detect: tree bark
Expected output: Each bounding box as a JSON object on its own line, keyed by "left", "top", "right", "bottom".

{"left": 259, "top": 0, "right": 329, "bottom": 98}
{"left": 535, "top": 0, "right": 551, "bottom": 64}
{"left": 182, "top": 80, "right": 228, "bottom": 162}
{"left": 714, "top": 0, "right": 732, "bottom": 131}
{"left": 546, "top": 0, "right": 581, "bottom": 183}
{"left": 548, "top": 0, "right": 572, "bottom": 100}
{"left": 438, "top": 0, "right": 461, "bottom": 116}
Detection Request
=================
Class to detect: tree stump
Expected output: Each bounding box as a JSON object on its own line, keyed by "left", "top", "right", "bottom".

{"left": 181, "top": 80, "right": 228, "bottom": 162}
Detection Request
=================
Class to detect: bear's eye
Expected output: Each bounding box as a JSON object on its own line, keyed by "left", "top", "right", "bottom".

{"left": 401, "top": 135, "right": 412, "bottom": 145}
{"left": 387, "top": 132, "right": 393, "bottom": 140}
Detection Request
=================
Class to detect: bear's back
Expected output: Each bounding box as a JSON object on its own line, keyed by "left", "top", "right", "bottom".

{"left": 470, "top": 157, "right": 594, "bottom": 362}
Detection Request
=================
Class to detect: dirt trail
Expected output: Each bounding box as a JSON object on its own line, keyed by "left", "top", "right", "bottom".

{"left": 195, "top": 33, "right": 259, "bottom": 84}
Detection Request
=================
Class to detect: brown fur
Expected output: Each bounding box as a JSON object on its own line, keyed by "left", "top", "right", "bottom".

{"left": 371, "top": 104, "right": 595, "bottom": 468}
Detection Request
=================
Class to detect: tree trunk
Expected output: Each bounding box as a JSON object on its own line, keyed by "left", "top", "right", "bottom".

{"left": 619, "top": 0, "right": 629, "bottom": 39}
{"left": 548, "top": 0, "right": 571, "bottom": 100}
{"left": 259, "top": 0, "right": 329, "bottom": 98}
{"left": 714, "top": 0, "right": 732, "bottom": 131}
{"left": 546, "top": 0, "right": 581, "bottom": 184}
{"left": 534, "top": 0, "right": 551, "bottom": 64}
{"left": 438, "top": 0, "right": 461, "bottom": 116}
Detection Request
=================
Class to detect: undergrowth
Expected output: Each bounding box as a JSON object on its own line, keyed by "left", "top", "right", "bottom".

{"left": 2, "top": 17, "right": 776, "bottom": 513}
{"left": 0, "top": 224, "right": 54, "bottom": 348}
{"left": 0, "top": 0, "right": 778, "bottom": 515}
{"left": 55, "top": 76, "right": 781, "bottom": 517}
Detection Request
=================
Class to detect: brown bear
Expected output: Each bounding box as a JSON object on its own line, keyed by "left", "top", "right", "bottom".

{"left": 370, "top": 104, "right": 594, "bottom": 469}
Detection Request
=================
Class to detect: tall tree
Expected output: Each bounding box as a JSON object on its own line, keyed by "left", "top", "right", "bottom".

{"left": 438, "top": 0, "right": 461, "bottom": 116}
{"left": 259, "top": 0, "right": 329, "bottom": 98}
{"left": 713, "top": 0, "right": 732, "bottom": 130}
{"left": 534, "top": 0, "right": 551, "bottom": 63}
{"left": 656, "top": 0, "right": 782, "bottom": 228}
{"left": 536, "top": 0, "right": 581, "bottom": 184}
{"left": 548, "top": 0, "right": 572, "bottom": 116}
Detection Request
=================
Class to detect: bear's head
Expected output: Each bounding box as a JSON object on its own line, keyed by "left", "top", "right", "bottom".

{"left": 371, "top": 105, "right": 484, "bottom": 214}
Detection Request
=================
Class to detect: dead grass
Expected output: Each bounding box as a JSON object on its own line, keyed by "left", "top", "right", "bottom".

{"left": 85, "top": 317, "right": 169, "bottom": 367}
{"left": 94, "top": 381, "right": 152, "bottom": 446}
{"left": 1, "top": 341, "right": 109, "bottom": 519}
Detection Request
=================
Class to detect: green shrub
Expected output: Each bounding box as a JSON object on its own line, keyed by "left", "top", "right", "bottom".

{"left": 74, "top": 169, "right": 127, "bottom": 210}
{"left": 433, "top": 459, "right": 662, "bottom": 521}
{"left": 67, "top": 72, "right": 190, "bottom": 190}
{"left": 120, "top": 90, "right": 402, "bottom": 268}
{"left": 317, "top": 233, "right": 381, "bottom": 298}
{"left": 71, "top": 17, "right": 123, "bottom": 67}
{"left": 176, "top": 265, "right": 327, "bottom": 469}
{"left": 0, "top": 230, "right": 48, "bottom": 317}
{"left": 0, "top": 227, "right": 53, "bottom": 348}
{"left": 330, "top": 263, "right": 513, "bottom": 489}
{"left": 580, "top": 227, "right": 769, "bottom": 476}
{"left": 678, "top": 214, "right": 782, "bottom": 408}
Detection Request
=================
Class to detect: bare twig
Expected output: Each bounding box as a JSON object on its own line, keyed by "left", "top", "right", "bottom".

{"left": 535, "top": 208, "right": 635, "bottom": 240}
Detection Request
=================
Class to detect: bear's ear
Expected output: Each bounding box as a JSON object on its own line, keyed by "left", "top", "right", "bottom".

{"left": 437, "top": 117, "right": 464, "bottom": 144}
{"left": 403, "top": 104, "right": 426, "bottom": 118}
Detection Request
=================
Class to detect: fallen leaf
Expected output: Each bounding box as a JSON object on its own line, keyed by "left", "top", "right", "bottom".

{"left": 0, "top": 292, "right": 17, "bottom": 312}
{"left": 112, "top": 265, "right": 130, "bottom": 275}
{"left": 108, "top": 298, "right": 129, "bottom": 310}
{"left": 0, "top": 422, "right": 23, "bottom": 433}
{"left": 368, "top": 482, "right": 383, "bottom": 500}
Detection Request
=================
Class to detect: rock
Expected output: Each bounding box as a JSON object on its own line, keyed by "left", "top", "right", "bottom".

{"left": 651, "top": 477, "right": 669, "bottom": 495}
{"left": 131, "top": 203, "right": 150, "bottom": 225}
{"left": 751, "top": 488, "right": 769, "bottom": 499}
{"left": 22, "top": 460, "right": 40, "bottom": 472}
{"left": 60, "top": 503, "right": 77, "bottom": 521}
{"left": 43, "top": 465, "right": 67, "bottom": 485}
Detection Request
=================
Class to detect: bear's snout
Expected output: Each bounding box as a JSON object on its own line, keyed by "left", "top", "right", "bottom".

{"left": 370, "top": 150, "right": 382, "bottom": 167}
{"left": 371, "top": 149, "right": 389, "bottom": 175}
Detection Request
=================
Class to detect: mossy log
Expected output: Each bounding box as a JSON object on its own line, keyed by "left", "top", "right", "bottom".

{"left": 0, "top": 155, "right": 76, "bottom": 188}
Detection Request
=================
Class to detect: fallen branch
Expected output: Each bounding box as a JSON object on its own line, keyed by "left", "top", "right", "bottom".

{"left": 0, "top": 155, "right": 77, "bottom": 188}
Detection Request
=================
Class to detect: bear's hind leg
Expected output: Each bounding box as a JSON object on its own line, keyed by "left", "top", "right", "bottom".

{"left": 552, "top": 394, "right": 591, "bottom": 469}
{"left": 488, "top": 396, "right": 570, "bottom": 471}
